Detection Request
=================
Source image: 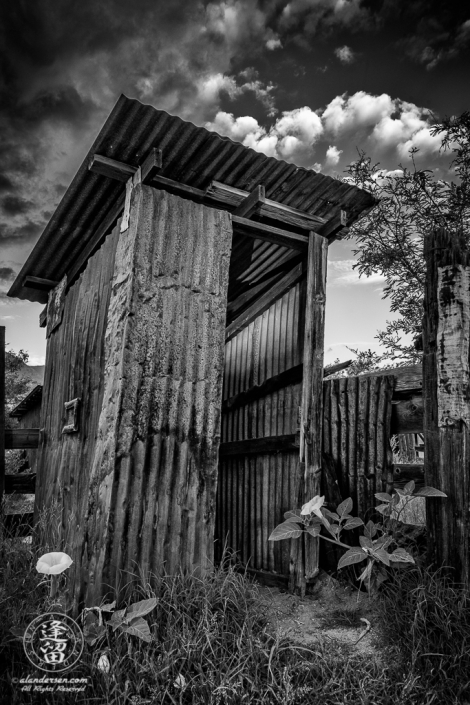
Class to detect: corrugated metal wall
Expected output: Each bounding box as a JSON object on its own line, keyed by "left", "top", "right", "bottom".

{"left": 322, "top": 374, "right": 395, "bottom": 518}
{"left": 216, "top": 280, "right": 304, "bottom": 576}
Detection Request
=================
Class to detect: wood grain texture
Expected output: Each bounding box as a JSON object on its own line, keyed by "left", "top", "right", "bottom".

{"left": 293, "top": 232, "right": 328, "bottom": 595}
{"left": 423, "top": 227, "right": 470, "bottom": 583}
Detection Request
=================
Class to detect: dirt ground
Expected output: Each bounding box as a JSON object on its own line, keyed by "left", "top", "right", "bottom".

{"left": 256, "top": 571, "right": 385, "bottom": 660}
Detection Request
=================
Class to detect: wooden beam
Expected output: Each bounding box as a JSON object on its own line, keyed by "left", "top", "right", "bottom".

{"left": 89, "top": 154, "right": 136, "bottom": 182}
{"left": 393, "top": 463, "right": 424, "bottom": 484}
{"left": 423, "top": 227, "right": 470, "bottom": 583}
{"left": 207, "top": 181, "right": 326, "bottom": 230}
{"left": 223, "top": 364, "right": 303, "bottom": 413}
{"left": 88, "top": 155, "right": 314, "bottom": 250}
{"left": 22, "top": 276, "right": 59, "bottom": 292}
{"left": 141, "top": 148, "right": 163, "bottom": 185}
{"left": 233, "top": 185, "right": 265, "bottom": 218}
{"left": 232, "top": 216, "right": 308, "bottom": 251}
{"left": 0, "top": 327, "right": 4, "bottom": 503}
{"left": 294, "top": 231, "right": 328, "bottom": 595}
{"left": 323, "top": 359, "right": 353, "bottom": 377}
{"left": 219, "top": 434, "right": 298, "bottom": 457}
{"left": 356, "top": 365, "right": 423, "bottom": 394}
{"left": 320, "top": 210, "right": 348, "bottom": 243}
{"left": 39, "top": 305, "right": 47, "bottom": 328}
{"left": 5, "top": 428, "right": 40, "bottom": 449}
{"left": 5, "top": 472, "right": 36, "bottom": 494}
{"left": 225, "top": 263, "right": 305, "bottom": 343}
{"left": 67, "top": 192, "right": 126, "bottom": 287}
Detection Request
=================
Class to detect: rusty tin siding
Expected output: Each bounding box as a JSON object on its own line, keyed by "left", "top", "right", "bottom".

{"left": 35, "top": 227, "right": 119, "bottom": 529}
{"left": 322, "top": 374, "right": 395, "bottom": 518}
{"left": 217, "top": 281, "right": 304, "bottom": 575}
{"left": 82, "top": 187, "right": 232, "bottom": 605}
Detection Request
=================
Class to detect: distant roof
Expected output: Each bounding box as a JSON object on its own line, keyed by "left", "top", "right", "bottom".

{"left": 9, "top": 94, "right": 374, "bottom": 303}
{"left": 9, "top": 385, "right": 43, "bottom": 418}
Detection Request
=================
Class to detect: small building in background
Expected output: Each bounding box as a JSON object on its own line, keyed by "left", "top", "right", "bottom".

{"left": 9, "top": 385, "right": 43, "bottom": 473}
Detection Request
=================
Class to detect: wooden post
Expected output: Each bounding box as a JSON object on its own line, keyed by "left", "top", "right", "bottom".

{"left": 290, "top": 232, "right": 327, "bottom": 595}
{"left": 423, "top": 228, "right": 470, "bottom": 583}
{"left": 0, "top": 327, "right": 4, "bottom": 506}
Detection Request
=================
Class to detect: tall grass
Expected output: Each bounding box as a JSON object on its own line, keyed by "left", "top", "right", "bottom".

{"left": 1, "top": 505, "right": 469, "bottom": 704}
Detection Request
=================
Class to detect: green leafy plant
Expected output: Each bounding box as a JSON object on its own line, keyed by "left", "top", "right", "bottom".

{"left": 269, "top": 482, "right": 446, "bottom": 591}
{"left": 82, "top": 597, "right": 157, "bottom": 645}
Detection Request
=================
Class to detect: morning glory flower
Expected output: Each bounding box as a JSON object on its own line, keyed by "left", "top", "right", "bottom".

{"left": 36, "top": 552, "right": 73, "bottom": 575}
{"left": 300, "top": 495, "right": 325, "bottom": 518}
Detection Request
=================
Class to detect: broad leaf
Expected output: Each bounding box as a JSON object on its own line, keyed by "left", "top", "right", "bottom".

{"left": 109, "top": 608, "right": 127, "bottom": 631}
{"left": 337, "top": 547, "right": 368, "bottom": 570}
{"left": 306, "top": 525, "right": 321, "bottom": 537}
{"left": 336, "top": 498, "right": 353, "bottom": 517}
{"left": 284, "top": 509, "right": 302, "bottom": 520}
{"left": 120, "top": 616, "right": 152, "bottom": 643}
{"left": 413, "top": 487, "right": 447, "bottom": 498}
{"left": 268, "top": 522, "right": 303, "bottom": 541}
{"left": 101, "top": 601, "right": 116, "bottom": 612}
{"left": 84, "top": 623, "right": 106, "bottom": 646}
{"left": 359, "top": 536, "right": 373, "bottom": 549}
{"left": 322, "top": 508, "right": 340, "bottom": 522}
{"left": 328, "top": 525, "right": 340, "bottom": 536}
{"left": 126, "top": 598, "right": 158, "bottom": 621}
{"left": 375, "top": 492, "right": 392, "bottom": 502}
{"left": 404, "top": 481, "right": 415, "bottom": 495}
{"left": 343, "top": 517, "right": 364, "bottom": 530}
{"left": 370, "top": 547, "right": 390, "bottom": 566}
{"left": 376, "top": 503, "right": 392, "bottom": 516}
{"left": 364, "top": 520, "right": 377, "bottom": 539}
{"left": 389, "top": 548, "right": 415, "bottom": 564}
{"left": 392, "top": 492, "right": 401, "bottom": 506}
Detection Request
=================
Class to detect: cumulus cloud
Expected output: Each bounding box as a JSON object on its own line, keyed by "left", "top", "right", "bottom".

{"left": 334, "top": 45, "right": 355, "bottom": 63}
{"left": 325, "top": 145, "right": 343, "bottom": 167}
{"left": 206, "top": 105, "right": 323, "bottom": 164}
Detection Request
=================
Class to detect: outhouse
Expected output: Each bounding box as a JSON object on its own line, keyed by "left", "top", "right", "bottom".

{"left": 8, "top": 95, "right": 374, "bottom": 607}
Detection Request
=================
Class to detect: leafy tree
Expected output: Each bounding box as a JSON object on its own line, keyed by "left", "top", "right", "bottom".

{"left": 344, "top": 112, "right": 470, "bottom": 365}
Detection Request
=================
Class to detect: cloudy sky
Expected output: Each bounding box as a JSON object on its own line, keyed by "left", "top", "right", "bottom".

{"left": 0, "top": 0, "right": 468, "bottom": 365}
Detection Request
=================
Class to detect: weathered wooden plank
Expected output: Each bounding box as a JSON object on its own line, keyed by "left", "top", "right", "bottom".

{"left": 89, "top": 154, "right": 136, "bottom": 182}
{"left": 0, "top": 327, "right": 4, "bottom": 502}
{"left": 232, "top": 216, "right": 309, "bottom": 250}
{"left": 207, "top": 180, "right": 327, "bottom": 228}
{"left": 393, "top": 463, "right": 424, "bottom": 484}
{"left": 219, "top": 434, "right": 298, "bottom": 456}
{"left": 5, "top": 472, "right": 36, "bottom": 494}
{"left": 233, "top": 185, "right": 265, "bottom": 218}
{"left": 39, "top": 305, "right": 47, "bottom": 328}
{"left": 294, "top": 231, "right": 327, "bottom": 595}
{"left": 5, "top": 428, "right": 40, "bottom": 449}
{"left": 225, "top": 264, "right": 304, "bottom": 343}
{"left": 359, "top": 365, "right": 422, "bottom": 393}
{"left": 319, "top": 210, "right": 348, "bottom": 242}
{"left": 140, "top": 148, "right": 163, "bottom": 184}
{"left": 423, "top": 227, "right": 470, "bottom": 583}
{"left": 22, "top": 276, "right": 59, "bottom": 291}
{"left": 347, "top": 376, "right": 358, "bottom": 507}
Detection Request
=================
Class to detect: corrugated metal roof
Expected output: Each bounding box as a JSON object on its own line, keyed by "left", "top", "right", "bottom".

{"left": 8, "top": 94, "right": 375, "bottom": 303}
{"left": 9, "top": 385, "right": 43, "bottom": 418}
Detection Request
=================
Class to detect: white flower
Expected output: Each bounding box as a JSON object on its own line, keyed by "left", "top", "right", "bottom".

{"left": 300, "top": 495, "right": 325, "bottom": 518}
{"left": 36, "top": 552, "right": 73, "bottom": 575}
{"left": 174, "top": 674, "right": 186, "bottom": 689}
{"left": 97, "top": 653, "right": 110, "bottom": 673}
